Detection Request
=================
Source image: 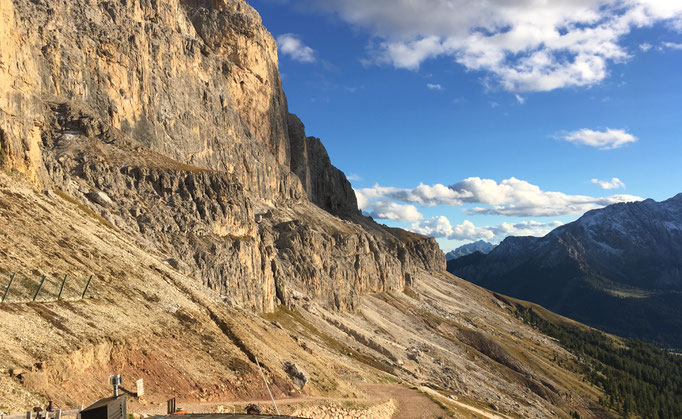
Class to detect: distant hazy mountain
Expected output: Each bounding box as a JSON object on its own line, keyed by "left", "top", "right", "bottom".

{"left": 449, "top": 193, "right": 682, "bottom": 348}
{"left": 446, "top": 240, "right": 496, "bottom": 261}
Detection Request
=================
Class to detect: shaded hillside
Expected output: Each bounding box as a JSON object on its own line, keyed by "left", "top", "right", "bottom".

{"left": 506, "top": 296, "right": 682, "bottom": 418}
{"left": 449, "top": 194, "right": 682, "bottom": 348}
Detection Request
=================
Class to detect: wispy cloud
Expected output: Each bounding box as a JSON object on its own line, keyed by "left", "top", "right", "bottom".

{"left": 591, "top": 177, "right": 626, "bottom": 190}
{"left": 515, "top": 94, "right": 525, "bottom": 104}
{"left": 347, "top": 173, "right": 363, "bottom": 181}
{"left": 309, "top": 0, "right": 682, "bottom": 92}
{"left": 277, "top": 33, "right": 316, "bottom": 63}
{"left": 426, "top": 83, "right": 443, "bottom": 90}
{"left": 639, "top": 43, "right": 653, "bottom": 52}
{"left": 558, "top": 128, "right": 638, "bottom": 150}
{"left": 662, "top": 42, "right": 682, "bottom": 50}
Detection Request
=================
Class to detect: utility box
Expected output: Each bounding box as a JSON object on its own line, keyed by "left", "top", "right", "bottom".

{"left": 79, "top": 394, "right": 127, "bottom": 419}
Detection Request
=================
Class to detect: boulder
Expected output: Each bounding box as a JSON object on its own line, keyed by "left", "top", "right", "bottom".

{"left": 86, "top": 191, "right": 114, "bottom": 207}
{"left": 244, "top": 404, "right": 261, "bottom": 415}
{"left": 283, "top": 361, "right": 309, "bottom": 389}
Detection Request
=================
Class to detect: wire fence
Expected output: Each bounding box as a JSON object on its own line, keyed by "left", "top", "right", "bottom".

{"left": 0, "top": 407, "right": 83, "bottom": 419}
{"left": 0, "top": 272, "right": 95, "bottom": 304}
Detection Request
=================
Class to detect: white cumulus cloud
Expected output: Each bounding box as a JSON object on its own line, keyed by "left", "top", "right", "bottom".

{"left": 410, "top": 218, "right": 494, "bottom": 241}
{"left": 408, "top": 217, "right": 563, "bottom": 242}
{"left": 277, "top": 34, "right": 316, "bottom": 63}
{"left": 355, "top": 177, "right": 642, "bottom": 218}
{"left": 355, "top": 183, "right": 471, "bottom": 209}
{"left": 453, "top": 177, "right": 641, "bottom": 216}
{"left": 559, "top": 128, "right": 638, "bottom": 150}
{"left": 591, "top": 177, "right": 626, "bottom": 189}
{"left": 307, "top": 0, "right": 682, "bottom": 92}
{"left": 365, "top": 201, "right": 423, "bottom": 223}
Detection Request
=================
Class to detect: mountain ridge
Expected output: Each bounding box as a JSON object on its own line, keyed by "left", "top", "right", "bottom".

{"left": 446, "top": 240, "right": 496, "bottom": 260}
{"left": 449, "top": 193, "right": 682, "bottom": 348}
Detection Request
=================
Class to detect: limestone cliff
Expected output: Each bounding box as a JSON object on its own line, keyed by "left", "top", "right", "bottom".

{"left": 0, "top": 0, "right": 444, "bottom": 312}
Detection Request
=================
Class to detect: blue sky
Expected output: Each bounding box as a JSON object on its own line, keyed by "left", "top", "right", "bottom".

{"left": 251, "top": 0, "right": 682, "bottom": 252}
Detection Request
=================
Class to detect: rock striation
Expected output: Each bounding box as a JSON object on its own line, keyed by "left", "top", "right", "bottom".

{"left": 0, "top": 0, "right": 444, "bottom": 313}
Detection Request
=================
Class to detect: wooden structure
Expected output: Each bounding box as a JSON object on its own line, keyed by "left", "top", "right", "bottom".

{"left": 79, "top": 395, "right": 126, "bottom": 419}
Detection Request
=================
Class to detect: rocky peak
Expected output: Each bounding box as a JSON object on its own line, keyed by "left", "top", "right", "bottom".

{"left": 287, "top": 113, "right": 359, "bottom": 216}
{"left": 446, "top": 240, "right": 496, "bottom": 260}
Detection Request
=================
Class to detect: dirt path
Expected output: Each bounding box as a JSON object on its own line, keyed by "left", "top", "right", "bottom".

{"left": 451, "top": 400, "right": 508, "bottom": 419}
{"left": 360, "top": 384, "right": 451, "bottom": 419}
{"left": 130, "top": 383, "right": 452, "bottom": 418}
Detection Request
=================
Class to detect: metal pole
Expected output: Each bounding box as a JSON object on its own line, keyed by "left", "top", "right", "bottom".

{"left": 33, "top": 275, "right": 46, "bottom": 302}
{"left": 57, "top": 274, "right": 68, "bottom": 300}
{"left": 255, "top": 357, "right": 280, "bottom": 415}
{"left": 81, "top": 275, "right": 93, "bottom": 298}
{"left": 2, "top": 272, "right": 15, "bottom": 302}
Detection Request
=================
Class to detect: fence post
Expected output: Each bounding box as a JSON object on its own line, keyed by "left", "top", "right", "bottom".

{"left": 81, "top": 275, "right": 93, "bottom": 298}
{"left": 25, "top": 412, "right": 30, "bottom": 419}
{"left": 33, "top": 275, "right": 46, "bottom": 302}
{"left": 55, "top": 411, "right": 61, "bottom": 419}
{"left": 2, "top": 272, "right": 15, "bottom": 302}
{"left": 58, "top": 275, "right": 68, "bottom": 300}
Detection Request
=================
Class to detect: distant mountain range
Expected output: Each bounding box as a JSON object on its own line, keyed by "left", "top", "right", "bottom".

{"left": 448, "top": 193, "right": 682, "bottom": 348}
{"left": 446, "top": 240, "right": 496, "bottom": 261}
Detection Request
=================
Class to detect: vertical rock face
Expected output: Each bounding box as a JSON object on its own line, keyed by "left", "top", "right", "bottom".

{"left": 0, "top": 0, "right": 47, "bottom": 185}
{"left": 3, "top": 0, "right": 297, "bottom": 197}
{"left": 0, "top": 0, "right": 445, "bottom": 312}
{"left": 288, "top": 113, "right": 360, "bottom": 216}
